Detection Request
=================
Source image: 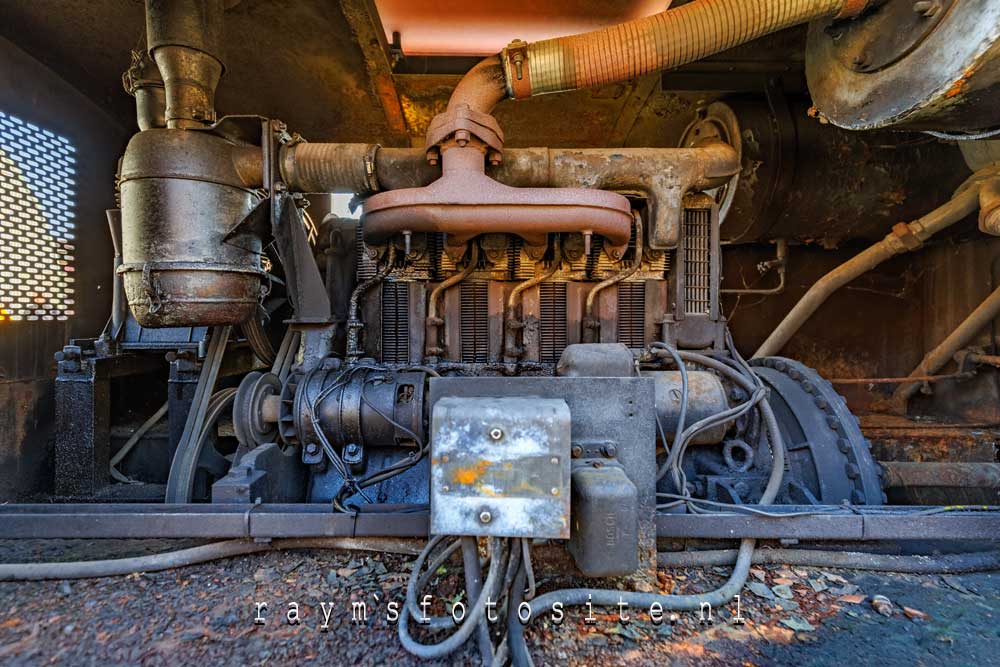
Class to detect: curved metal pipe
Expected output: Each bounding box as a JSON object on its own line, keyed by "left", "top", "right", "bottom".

{"left": 425, "top": 243, "right": 480, "bottom": 360}
{"left": 446, "top": 0, "right": 872, "bottom": 115}
{"left": 754, "top": 175, "right": 992, "bottom": 359}
{"left": 504, "top": 238, "right": 562, "bottom": 360}
{"left": 583, "top": 214, "right": 643, "bottom": 343}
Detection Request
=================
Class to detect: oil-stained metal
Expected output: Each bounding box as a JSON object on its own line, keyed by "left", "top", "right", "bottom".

{"left": 118, "top": 128, "right": 263, "bottom": 327}
{"left": 430, "top": 396, "right": 571, "bottom": 539}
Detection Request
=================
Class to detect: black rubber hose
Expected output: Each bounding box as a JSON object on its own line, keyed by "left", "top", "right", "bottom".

{"left": 506, "top": 563, "right": 533, "bottom": 667}
{"left": 657, "top": 548, "right": 1000, "bottom": 573}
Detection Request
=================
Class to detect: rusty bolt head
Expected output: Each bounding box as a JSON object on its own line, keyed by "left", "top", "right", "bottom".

{"left": 425, "top": 149, "right": 439, "bottom": 166}
{"left": 478, "top": 510, "right": 492, "bottom": 524}
{"left": 488, "top": 150, "right": 503, "bottom": 167}
{"left": 455, "top": 129, "right": 471, "bottom": 147}
{"left": 601, "top": 444, "right": 618, "bottom": 458}
{"left": 489, "top": 427, "right": 504, "bottom": 441}
{"left": 571, "top": 445, "right": 583, "bottom": 458}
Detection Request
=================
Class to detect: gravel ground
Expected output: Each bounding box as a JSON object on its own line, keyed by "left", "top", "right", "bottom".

{"left": 0, "top": 541, "right": 997, "bottom": 666}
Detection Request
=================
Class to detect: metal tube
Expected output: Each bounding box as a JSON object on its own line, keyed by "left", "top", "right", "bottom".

{"left": 880, "top": 462, "right": 1000, "bottom": 492}
{"left": 755, "top": 184, "right": 984, "bottom": 358}
{"left": 583, "top": 214, "right": 643, "bottom": 342}
{"left": 460, "top": 0, "right": 872, "bottom": 110}
{"left": 892, "top": 282, "right": 1000, "bottom": 406}
{"left": 346, "top": 245, "right": 397, "bottom": 361}
{"left": 425, "top": 243, "right": 479, "bottom": 360}
{"left": 504, "top": 239, "right": 562, "bottom": 361}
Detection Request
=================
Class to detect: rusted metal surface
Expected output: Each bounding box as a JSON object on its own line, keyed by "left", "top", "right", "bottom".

{"left": 339, "top": 0, "right": 410, "bottom": 145}
{"left": 881, "top": 461, "right": 1000, "bottom": 505}
{"left": 430, "top": 396, "right": 572, "bottom": 538}
{"left": 807, "top": 0, "right": 1000, "bottom": 131}
{"left": 362, "top": 143, "right": 633, "bottom": 249}
{"left": 861, "top": 414, "right": 1000, "bottom": 464}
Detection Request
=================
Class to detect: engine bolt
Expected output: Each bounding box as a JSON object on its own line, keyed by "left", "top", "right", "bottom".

{"left": 571, "top": 445, "right": 583, "bottom": 458}
{"left": 489, "top": 427, "right": 504, "bottom": 441}
{"left": 479, "top": 510, "right": 492, "bottom": 524}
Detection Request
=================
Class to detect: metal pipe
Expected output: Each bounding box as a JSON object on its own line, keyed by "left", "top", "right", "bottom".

{"left": 755, "top": 176, "right": 990, "bottom": 358}
{"left": 280, "top": 144, "right": 739, "bottom": 197}
{"left": 504, "top": 238, "right": 562, "bottom": 361}
{"left": 583, "top": 214, "right": 643, "bottom": 342}
{"left": 439, "top": 0, "right": 873, "bottom": 115}
{"left": 721, "top": 239, "right": 787, "bottom": 296}
{"left": 144, "top": 0, "right": 225, "bottom": 129}
{"left": 425, "top": 243, "right": 479, "bottom": 360}
{"left": 892, "top": 282, "right": 1000, "bottom": 407}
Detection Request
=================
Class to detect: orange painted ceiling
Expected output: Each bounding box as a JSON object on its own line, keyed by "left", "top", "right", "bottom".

{"left": 374, "top": 0, "right": 672, "bottom": 56}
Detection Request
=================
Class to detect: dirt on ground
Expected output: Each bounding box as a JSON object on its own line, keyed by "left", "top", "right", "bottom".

{"left": 0, "top": 540, "right": 997, "bottom": 666}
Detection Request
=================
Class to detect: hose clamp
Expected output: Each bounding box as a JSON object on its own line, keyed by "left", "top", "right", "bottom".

{"left": 502, "top": 39, "right": 532, "bottom": 99}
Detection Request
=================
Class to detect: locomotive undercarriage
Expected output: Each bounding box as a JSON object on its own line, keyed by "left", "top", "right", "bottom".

{"left": 4, "top": 0, "right": 1000, "bottom": 663}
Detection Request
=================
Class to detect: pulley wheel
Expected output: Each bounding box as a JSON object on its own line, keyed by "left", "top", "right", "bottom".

{"left": 233, "top": 371, "right": 282, "bottom": 450}
{"left": 751, "top": 357, "right": 886, "bottom": 505}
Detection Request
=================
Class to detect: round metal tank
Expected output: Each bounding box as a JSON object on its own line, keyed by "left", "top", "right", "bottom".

{"left": 119, "top": 129, "right": 262, "bottom": 327}
{"left": 806, "top": 1, "right": 1000, "bottom": 132}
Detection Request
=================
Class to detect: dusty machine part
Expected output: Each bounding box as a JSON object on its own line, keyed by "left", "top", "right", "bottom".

{"left": 642, "top": 370, "right": 732, "bottom": 445}
{"left": 505, "top": 239, "right": 563, "bottom": 361}
{"left": 755, "top": 166, "right": 1000, "bottom": 358}
{"left": 717, "top": 98, "right": 968, "bottom": 246}
{"left": 426, "top": 242, "right": 478, "bottom": 360}
{"left": 806, "top": 0, "right": 1000, "bottom": 132}
{"left": 362, "top": 142, "right": 634, "bottom": 253}
{"left": 679, "top": 102, "right": 741, "bottom": 227}
{"left": 430, "top": 397, "right": 572, "bottom": 539}
{"left": 429, "top": 375, "right": 658, "bottom": 582}
{"left": 144, "top": 0, "right": 225, "bottom": 129}
{"left": 751, "top": 358, "right": 885, "bottom": 505}
{"left": 663, "top": 194, "right": 725, "bottom": 350}
{"left": 118, "top": 128, "right": 263, "bottom": 327}
{"left": 121, "top": 49, "right": 165, "bottom": 131}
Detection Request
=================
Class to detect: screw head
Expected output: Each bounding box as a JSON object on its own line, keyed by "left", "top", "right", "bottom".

{"left": 550, "top": 487, "right": 560, "bottom": 496}
{"left": 478, "top": 510, "right": 492, "bottom": 524}
{"left": 571, "top": 445, "right": 583, "bottom": 458}
{"left": 550, "top": 457, "right": 559, "bottom": 465}
{"left": 489, "top": 427, "right": 504, "bottom": 441}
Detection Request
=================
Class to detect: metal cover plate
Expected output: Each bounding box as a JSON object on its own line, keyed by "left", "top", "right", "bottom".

{"left": 430, "top": 396, "right": 571, "bottom": 538}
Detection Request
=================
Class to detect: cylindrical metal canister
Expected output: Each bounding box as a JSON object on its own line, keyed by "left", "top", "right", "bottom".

{"left": 118, "top": 128, "right": 262, "bottom": 327}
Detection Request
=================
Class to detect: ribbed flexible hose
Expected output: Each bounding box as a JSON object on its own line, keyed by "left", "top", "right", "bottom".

{"left": 501, "top": 0, "right": 865, "bottom": 102}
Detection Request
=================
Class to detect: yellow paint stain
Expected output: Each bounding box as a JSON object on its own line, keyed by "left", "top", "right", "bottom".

{"left": 451, "top": 460, "right": 491, "bottom": 486}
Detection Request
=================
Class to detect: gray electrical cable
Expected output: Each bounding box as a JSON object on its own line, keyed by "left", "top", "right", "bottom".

{"left": 0, "top": 537, "right": 422, "bottom": 581}
{"left": 656, "top": 548, "right": 1000, "bottom": 573}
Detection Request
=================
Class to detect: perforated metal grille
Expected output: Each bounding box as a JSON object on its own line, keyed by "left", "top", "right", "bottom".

{"left": 539, "top": 281, "right": 567, "bottom": 364}
{"left": 683, "top": 208, "right": 712, "bottom": 315}
{"left": 380, "top": 281, "right": 410, "bottom": 364}
{"left": 617, "top": 281, "right": 646, "bottom": 349}
{"left": 0, "top": 112, "right": 76, "bottom": 322}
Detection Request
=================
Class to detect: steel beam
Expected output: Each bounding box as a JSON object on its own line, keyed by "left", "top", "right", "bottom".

{"left": 0, "top": 504, "right": 996, "bottom": 542}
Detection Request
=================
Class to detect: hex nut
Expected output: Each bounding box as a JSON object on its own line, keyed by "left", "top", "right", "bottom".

{"left": 489, "top": 427, "right": 504, "bottom": 441}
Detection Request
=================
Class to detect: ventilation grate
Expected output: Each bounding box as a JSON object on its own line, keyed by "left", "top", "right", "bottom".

{"left": 460, "top": 281, "right": 489, "bottom": 363}
{"left": 0, "top": 111, "right": 76, "bottom": 323}
{"left": 380, "top": 281, "right": 409, "bottom": 364}
{"left": 682, "top": 207, "right": 712, "bottom": 315}
{"left": 539, "top": 281, "right": 568, "bottom": 364}
{"left": 617, "top": 281, "right": 646, "bottom": 349}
